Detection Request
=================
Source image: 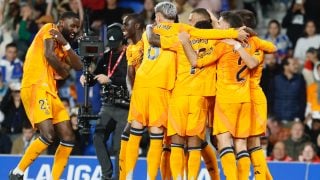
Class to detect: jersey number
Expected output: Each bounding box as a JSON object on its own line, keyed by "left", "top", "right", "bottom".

{"left": 39, "top": 100, "right": 46, "bottom": 110}
{"left": 147, "top": 46, "right": 160, "bottom": 60}
{"left": 236, "top": 57, "right": 248, "bottom": 82}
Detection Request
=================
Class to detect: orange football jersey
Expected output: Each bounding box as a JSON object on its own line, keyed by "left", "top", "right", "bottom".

{"left": 250, "top": 50, "right": 266, "bottom": 103}
{"left": 133, "top": 23, "right": 178, "bottom": 90}
{"left": 154, "top": 23, "right": 220, "bottom": 96}
{"left": 249, "top": 37, "right": 277, "bottom": 103}
{"left": 126, "top": 40, "right": 144, "bottom": 71}
{"left": 21, "top": 23, "right": 67, "bottom": 96}
{"left": 188, "top": 26, "right": 239, "bottom": 40}
{"left": 204, "top": 42, "right": 255, "bottom": 103}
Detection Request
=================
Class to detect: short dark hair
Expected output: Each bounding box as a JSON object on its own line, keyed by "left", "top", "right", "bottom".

{"left": 281, "top": 57, "right": 297, "bottom": 69}
{"left": 60, "top": 11, "right": 79, "bottom": 20}
{"left": 220, "top": 11, "right": 243, "bottom": 28}
{"left": 194, "top": 20, "right": 213, "bottom": 29}
{"left": 303, "top": 20, "right": 318, "bottom": 37}
{"left": 268, "top": 19, "right": 281, "bottom": 29}
{"left": 281, "top": 57, "right": 290, "bottom": 67}
{"left": 5, "top": 42, "right": 17, "bottom": 50}
{"left": 174, "top": 14, "right": 179, "bottom": 23}
{"left": 125, "top": 13, "right": 145, "bottom": 30}
{"left": 268, "top": 19, "right": 281, "bottom": 35}
{"left": 22, "top": 120, "right": 32, "bottom": 129}
{"left": 306, "top": 47, "right": 318, "bottom": 54}
{"left": 191, "top": 8, "right": 212, "bottom": 23}
{"left": 151, "top": 12, "right": 156, "bottom": 21}
{"left": 301, "top": 142, "right": 317, "bottom": 154}
{"left": 233, "top": 9, "right": 257, "bottom": 29}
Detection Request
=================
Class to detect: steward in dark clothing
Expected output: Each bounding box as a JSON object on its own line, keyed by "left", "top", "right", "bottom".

{"left": 272, "top": 58, "right": 306, "bottom": 122}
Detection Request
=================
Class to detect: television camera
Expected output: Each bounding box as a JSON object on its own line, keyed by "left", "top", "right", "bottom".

{"left": 77, "top": 12, "right": 104, "bottom": 134}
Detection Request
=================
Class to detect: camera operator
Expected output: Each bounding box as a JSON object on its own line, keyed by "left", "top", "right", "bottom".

{"left": 80, "top": 23, "right": 128, "bottom": 180}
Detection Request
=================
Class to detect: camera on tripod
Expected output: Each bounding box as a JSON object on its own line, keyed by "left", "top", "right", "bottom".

{"left": 77, "top": 11, "right": 126, "bottom": 134}
{"left": 79, "top": 36, "right": 104, "bottom": 57}
{"left": 77, "top": 35, "right": 104, "bottom": 134}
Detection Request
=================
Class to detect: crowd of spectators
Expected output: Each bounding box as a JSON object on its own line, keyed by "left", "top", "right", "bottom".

{"left": 0, "top": 0, "right": 320, "bottom": 164}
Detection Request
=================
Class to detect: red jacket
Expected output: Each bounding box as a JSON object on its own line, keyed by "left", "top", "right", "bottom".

{"left": 267, "top": 155, "right": 293, "bottom": 162}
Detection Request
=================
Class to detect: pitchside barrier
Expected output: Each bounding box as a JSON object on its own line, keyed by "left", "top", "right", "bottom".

{"left": 0, "top": 155, "right": 319, "bottom": 180}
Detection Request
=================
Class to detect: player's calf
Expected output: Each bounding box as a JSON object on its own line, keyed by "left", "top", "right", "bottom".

{"left": 234, "top": 138, "right": 250, "bottom": 180}
{"left": 187, "top": 136, "right": 202, "bottom": 180}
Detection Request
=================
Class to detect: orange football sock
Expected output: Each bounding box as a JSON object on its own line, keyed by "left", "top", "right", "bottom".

{"left": 170, "top": 144, "right": 185, "bottom": 180}
{"left": 119, "top": 132, "right": 129, "bottom": 180}
{"left": 187, "top": 147, "right": 201, "bottom": 180}
{"left": 266, "top": 167, "right": 273, "bottom": 180}
{"left": 147, "top": 133, "right": 164, "bottom": 180}
{"left": 17, "top": 136, "right": 50, "bottom": 172}
{"left": 220, "top": 147, "right": 237, "bottom": 180}
{"left": 237, "top": 151, "right": 251, "bottom": 180}
{"left": 201, "top": 142, "right": 220, "bottom": 180}
{"left": 249, "top": 146, "right": 273, "bottom": 180}
{"left": 160, "top": 147, "right": 171, "bottom": 180}
{"left": 125, "top": 128, "right": 143, "bottom": 179}
{"left": 51, "top": 141, "right": 74, "bottom": 180}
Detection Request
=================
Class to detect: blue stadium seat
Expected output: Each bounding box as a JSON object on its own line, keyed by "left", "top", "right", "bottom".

{"left": 118, "top": 1, "right": 144, "bottom": 13}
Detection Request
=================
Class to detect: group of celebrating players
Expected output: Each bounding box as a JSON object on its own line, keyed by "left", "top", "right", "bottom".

{"left": 8, "top": 1, "right": 277, "bottom": 180}
{"left": 120, "top": 1, "right": 277, "bottom": 180}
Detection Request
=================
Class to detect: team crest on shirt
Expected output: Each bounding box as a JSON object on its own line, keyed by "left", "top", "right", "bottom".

{"left": 39, "top": 99, "right": 50, "bottom": 114}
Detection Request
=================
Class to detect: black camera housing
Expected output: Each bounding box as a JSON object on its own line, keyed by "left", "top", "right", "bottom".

{"left": 77, "top": 35, "right": 103, "bottom": 134}
{"left": 79, "top": 36, "right": 104, "bottom": 57}
{"left": 101, "top": 84, "right": 130, "bottom": 108}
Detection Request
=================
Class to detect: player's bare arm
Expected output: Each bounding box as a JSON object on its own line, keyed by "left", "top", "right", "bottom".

{"left": 237, "top": 26, "right": 250, "bottom": 42}
{"left": 44, "top": 38, "right": 70, "bottom": 79}
{"left": 146, "top": 25, "right": 161, "bottom": 47}
{"left": 126, "top": 66, "right": 135, "bottom": 95}
{"left": 49, "top": 29, "right": 82, "bottom": 70}
{"left": 178, "top": 32, "right": 198, "bottom": 67}
{"left": 236, "top": 46, "right": 259, "bottom": 69}
{"left": 205, "top": 9, "right": 219, "bottom": 28}
{"left": 243, "top": 27, "right": 258, "bottom": 37}
{"left": 223, "top": 39, "right": 259, "bottom": 69}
